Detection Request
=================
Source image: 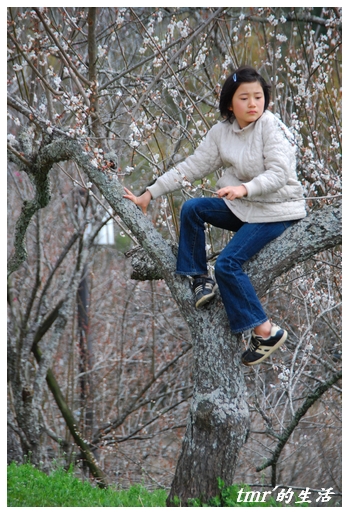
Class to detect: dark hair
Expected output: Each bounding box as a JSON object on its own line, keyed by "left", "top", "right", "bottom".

{"left": 219, "top": 65, "right": 271, "bottom": 122}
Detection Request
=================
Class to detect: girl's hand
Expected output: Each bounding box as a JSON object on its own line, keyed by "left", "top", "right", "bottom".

{"left": 216, "top": 185, "right": 247, "bottom": 200}
{"left": 123, "top": 187, "right": 152, "bottom": 214}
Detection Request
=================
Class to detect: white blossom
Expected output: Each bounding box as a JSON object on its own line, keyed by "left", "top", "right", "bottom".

{"left": 53, "top": 76, "right": 61, "bottom": 88}
{"left": 98, "top": 45, "right": 106, "bottom": 58}
{"left": 278, "top": 367, "right": 290, "bottom": 382}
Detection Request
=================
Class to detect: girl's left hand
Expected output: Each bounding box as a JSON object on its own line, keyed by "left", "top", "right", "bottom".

{"left": 216, "top": 185, "right": 247, "bottom": 200}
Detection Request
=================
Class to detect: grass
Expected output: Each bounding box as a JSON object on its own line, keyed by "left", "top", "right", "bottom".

{"left": 7, "top": 462, "right": 312, "bottom": 507}
{"left": 7, "top": 461, "right": 167, "bottom": 507}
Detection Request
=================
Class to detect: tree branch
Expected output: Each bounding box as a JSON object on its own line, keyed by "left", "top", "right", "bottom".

{"left": 7, "top": 143, "right": 31, "bottom": 167}
{"left": 126, "top": 201, "right": 342, "bottom": 290}
{"left": 246, "top": 201, "right": 342, "bottom": 298}
{"left": 33, "top": 8, "right": 91, "bottom": 98}
{"left": 7, "top": 29, "right": 64, "bottom": 98}
{"left": 131, "top": 7, "right": 226, "bottom": 118}
{"left": 32, "top": 343, "right": 109, "bottom": 487}
{"left": 87, "top": 7, "right": 105, "bottom": 141}
{"left": 256, "top": 370, "right": 342, "bottom": 478}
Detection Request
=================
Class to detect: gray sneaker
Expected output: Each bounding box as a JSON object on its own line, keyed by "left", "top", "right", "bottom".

{"left": 192, "top": 277, "right": 217, "bottom": 308}
{"left": 241, "top": 324, "right": 287, "bottom": 366}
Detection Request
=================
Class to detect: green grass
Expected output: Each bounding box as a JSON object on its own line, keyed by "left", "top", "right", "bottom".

{"left": 7, "top": 462, "right": 167, "bottom": 507}
{"left": 7, "top": 462, "right": 311, "bottom": 507}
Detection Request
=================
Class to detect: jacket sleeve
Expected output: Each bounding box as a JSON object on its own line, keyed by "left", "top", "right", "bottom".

{"left": 242, "top": 115, "right": 297, "bottom": 198}
{"left": 147, "top": 124, "right": 224, "bottom": 199}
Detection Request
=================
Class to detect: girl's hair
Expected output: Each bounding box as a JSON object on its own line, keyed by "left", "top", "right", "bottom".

{"left": 219, "top": 65, "right": 271, "bottom": 122}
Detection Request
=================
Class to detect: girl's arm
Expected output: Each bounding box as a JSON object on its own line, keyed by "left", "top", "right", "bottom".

{"left": 147, "top": 124, "right": 223, "bottom": 200}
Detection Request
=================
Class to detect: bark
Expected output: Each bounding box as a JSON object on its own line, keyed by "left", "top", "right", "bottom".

{"left": 246, "top": 202, "right": 342, "bottom": 297}
{"left": 7, "top": 150, "right": 52, "bottom": 276}
{"left": 166, "top": 322, "right": 249, "bottom": 505}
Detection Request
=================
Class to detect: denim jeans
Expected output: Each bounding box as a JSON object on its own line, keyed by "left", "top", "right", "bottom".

{"left": 176, "top": 197, "right": 296, "bottom": 333}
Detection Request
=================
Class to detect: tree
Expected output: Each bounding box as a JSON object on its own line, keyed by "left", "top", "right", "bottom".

{"left": 7, "top": 7, "right": 341, "bottom": 504}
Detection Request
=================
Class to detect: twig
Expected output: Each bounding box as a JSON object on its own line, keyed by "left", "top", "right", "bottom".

{"left": 256, "top": 370, "right": 342, "bottom": 479}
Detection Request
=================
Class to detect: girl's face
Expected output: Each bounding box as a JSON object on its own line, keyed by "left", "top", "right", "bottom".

{"left": 230, "top": 81, "right": 265, "bottom": 128}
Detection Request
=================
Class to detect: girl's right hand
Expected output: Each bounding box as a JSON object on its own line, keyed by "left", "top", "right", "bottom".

{"left": 123, "top": 188, "right": 152, "bottom": 214}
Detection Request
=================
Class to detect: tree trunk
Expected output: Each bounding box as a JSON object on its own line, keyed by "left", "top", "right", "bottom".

{"left": 167, "top": 321, "right": 249, "bottom": 505}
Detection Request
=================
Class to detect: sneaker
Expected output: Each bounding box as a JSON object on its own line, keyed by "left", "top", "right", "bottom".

{"left": 192, "top": 277, "right": 217, "bottom": 308}
{"left": 241, "top": 324, "right": 287, "bottom": 366}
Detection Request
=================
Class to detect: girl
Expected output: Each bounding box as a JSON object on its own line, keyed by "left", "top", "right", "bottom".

{"left": 124, "top": 65, "right": 306, "bottom": 366}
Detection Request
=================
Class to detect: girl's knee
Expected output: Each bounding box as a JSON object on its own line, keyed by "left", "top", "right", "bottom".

{"left": 215, "top": 254, "right": 240, "bottom": 277}
{"left": 180, "top": 198, "right": 200, "bottom": 218}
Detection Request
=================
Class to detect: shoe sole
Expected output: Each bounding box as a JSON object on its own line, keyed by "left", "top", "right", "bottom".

{"left": 242, "top": 331, "right": 288, "bottom": 366}
{"left": 195, "top": 284, "right": 218, "bottom": 308}
{"left": 195, "top": 292, "right": 216, "bottom": 308}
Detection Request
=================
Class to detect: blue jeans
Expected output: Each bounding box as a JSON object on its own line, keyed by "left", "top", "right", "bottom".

{"left": 176, "top": 197, "right": 296, "bottom": 333}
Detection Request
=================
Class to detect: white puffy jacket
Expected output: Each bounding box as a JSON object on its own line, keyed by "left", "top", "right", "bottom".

{"left": 147, "top": 110, "right": 307, "bottom": 223}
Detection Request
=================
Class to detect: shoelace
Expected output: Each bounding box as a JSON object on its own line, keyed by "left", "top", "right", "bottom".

{"left": 248, "top": 336, "right": 261, "bottom": 352}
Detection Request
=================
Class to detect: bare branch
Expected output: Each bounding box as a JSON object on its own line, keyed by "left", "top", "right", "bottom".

{"left": 131, "top": 7, "right": 226, "bottom": 119}
{"left": 256, "top": 370, "right": 342, "bottom": 477}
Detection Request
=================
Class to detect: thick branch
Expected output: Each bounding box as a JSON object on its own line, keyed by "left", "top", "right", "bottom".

{"left": 125, "top": 244, "right": 178, "bottom": 281}
{"left": 247, "top": 201, "right": 342, "bottom": 298}
{"left": 126, "top": 201, "right": 342, "bottom": 290}
{"left": 7, "top": 132, "right": 61, "bottom": 276}
{"left": 7, "top": 176, "right": 51, "bottom": 276}
{"left": 7, "top": 136, "right": 194, "bottom": 320}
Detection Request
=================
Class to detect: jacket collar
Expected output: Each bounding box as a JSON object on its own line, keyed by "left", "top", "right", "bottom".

{"left": 232, "top": 112, "right": 264, "bottom": 133}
